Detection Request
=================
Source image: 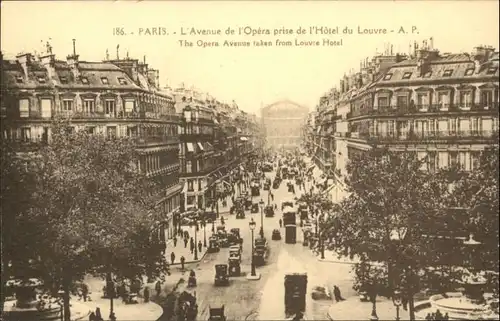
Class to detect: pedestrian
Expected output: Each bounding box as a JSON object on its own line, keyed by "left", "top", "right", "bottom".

{"left": 184, "top": 230, "right": 189, "bottom": 240}
{"left": 173, "top": 236, "right": 177, "bottom": 247}
{"left": 81, "top": 283, "right": 89, "bottom": 302}
{"left": 190, "top": 241, "right": 194, "bottom": 254}
{"left": 183, "top": 238, "right": 188, "bottom": 248}
{"left": 170, "top": 251, "right": 176, "bottom": 265}
{"left": 198, "top": 240, "right": 202, "bottom": 253}
{"left": 271, "top": 193, "right": 274, "bottom": 201}
{"left": 109, "top": 312, "right": 116, "bottom": 321}
{"left": 180, "top": 256, "right": 186, "bottom": 271}
{"left": 143, "top": 286, "right": 150, "bottom": 303}
{"left": 402, "top": 293, "right": 409, "bottom": 311}
{"left": 155, "top": 280, "right": 161, "bottom": 297}
{"left": 274, "top": 204, "right": 277, "bottom": 210}
{"left": 89, "top": 312, "right": 96, "bottom": 321}
{"left": 333, "top": 285, "right": 345, "bottom": 302}
{"left": 279, "top": 218, "right": 283, "bottom": 228}
{"left": 95, "top": 307, "right": 103, "bottom": 321}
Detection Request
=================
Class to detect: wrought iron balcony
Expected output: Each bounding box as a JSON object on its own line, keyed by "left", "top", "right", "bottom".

{"left": 348, "top": 102, "right": 499, "bottom": 118}
{"left": 359, "top": 129, "right": 498, "bottom": 143}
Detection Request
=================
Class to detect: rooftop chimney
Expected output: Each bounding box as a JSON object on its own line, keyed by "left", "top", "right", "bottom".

{"left": 16, "top": 53, "right": 33, "bottom": 79}
{"left": 67, "top": 39, "right": 80, "bottom": 79}
{"left": 40, "top": 52, "right": 56, "bottom": 80}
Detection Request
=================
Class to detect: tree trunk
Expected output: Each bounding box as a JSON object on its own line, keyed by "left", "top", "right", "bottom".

{"left": 408, "top": 294, "right": 416, "bottom": 320}
{"left": 63, "top": 275, "right": 72, "bottom": 321}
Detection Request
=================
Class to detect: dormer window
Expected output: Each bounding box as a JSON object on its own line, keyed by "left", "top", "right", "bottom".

{"left": 423, "top": 71, "right": 432, "bottom": 78}
{"left": 81, "top": 77, "right": 89, "bottom": 84}
{"left": 59, "top": 76, "right": 68, "bottom": 84}
{"left": 37, "top": 76, "right": 46, "bottom": 83}
{"left": 465, "top": 68, "right": 474, "bottom": 76}
{"left": 402, "top": 72, "right": 412, "bottom": 79}
{"left": 118, "top": 77, "right": 128, "bottom": 85}
{"left": 383, "top": 73, "right": 393, "bottom": 81}
{"left": 443, "top": 70, "right": 453, "bottom": 77}
{"left": 16, "top": 76, "right": 23, "bottom": 83}
{"left": 101, "top": 77, "right": 109, "bottom": 84}
{"left": 486, "top": 67, "right": 498, "bottom": 75}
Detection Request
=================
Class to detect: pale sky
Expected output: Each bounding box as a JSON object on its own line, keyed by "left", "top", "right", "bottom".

{"left": 1, "top": 1, "right": 499, "bottom": 114}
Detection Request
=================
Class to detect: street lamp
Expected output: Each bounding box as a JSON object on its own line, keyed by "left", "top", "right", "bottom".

{"left": 193, "top": 221, "right": 198, "bottom": 261}
{"left": 259, "top": 199, "right": 265, "bottom": 238}
{"left": 202, "top": 217, "right": 207, "bottom": 247}
{"left": 249, "top": 218, "right": 257, "bottom": 277}
{"left": 392, "top": 289, "right": 402, "bottom": 321}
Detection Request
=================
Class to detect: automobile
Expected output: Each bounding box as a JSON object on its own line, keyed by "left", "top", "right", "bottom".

{"left": 311, "top": 285, "right": 331, "bottom": 300}
{"left": 272, "top": 229, "right": 282, "bottom": 240}
{"left": 214, "top": 264, "right": 230, "bottom": 286}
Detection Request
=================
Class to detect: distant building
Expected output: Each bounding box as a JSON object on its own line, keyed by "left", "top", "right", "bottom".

{"left": 175, "top": 90, "right": 262, "bottom": 211}
{"left": 1, "top": 42, "right": 180, "bottom": 239}
{"left": 261, "top": 100, "right": 309, "bottom": 150}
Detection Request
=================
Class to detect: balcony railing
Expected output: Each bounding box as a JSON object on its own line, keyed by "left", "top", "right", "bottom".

{"left": 23, "top": 111, "right": 180, "bottom": 121}
{"left": 353, "top": 130, "right": 498, "bottom": 142}
{"left": 349, "top": 102, "right": 499, "bottom": 118}
{"left": 135, "top": 136, "right": 179, "bottom": 145}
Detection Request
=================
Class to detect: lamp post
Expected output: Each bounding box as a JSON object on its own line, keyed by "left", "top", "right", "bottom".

{"left": 249, "top": 218, "right": 257, "bottom": 276}
{"left": 392, "top": 289, "right": 402, "bottom": 321}
{"left": 202, "top": 218, "right": 207, "bottom": 247}
{"left": 193, "top": 221, "right": 198, "bottom": 261}
{"left": 259, "top": 199, "right": 265, "bottom": 238}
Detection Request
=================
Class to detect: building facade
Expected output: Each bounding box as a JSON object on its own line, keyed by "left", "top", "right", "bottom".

{"left": 308, "top": 42, "right": 499, "bottom": 203}
{"left": 175, "top": 90, "right": 261, "bottom": 211}
{"left": 1, "top": 44, "right": 181, "bottom": 239}
{"left": 261, "top": 100, "right": 309, "bottom": 150}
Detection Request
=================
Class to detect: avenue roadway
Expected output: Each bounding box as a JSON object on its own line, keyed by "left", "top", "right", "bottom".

{"left": 175, "top": 168, "right": 356, "bottom": 320}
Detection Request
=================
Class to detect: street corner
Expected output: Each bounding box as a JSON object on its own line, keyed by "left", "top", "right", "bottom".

{"left": 246, "top": 273, "right": 262, "bottom": 280}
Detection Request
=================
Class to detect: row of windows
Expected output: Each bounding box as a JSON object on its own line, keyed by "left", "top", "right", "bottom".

{"left": 139, "top": 152, "right": 179, "bottom": 175}
{"left": 17, "top": 95, "right": 175, "bottom": 118}
{"left": 383, "top": 66, "right": 498, "bottom": 81}
{"left": 180, "top": 156, "right": 217, "bottom": 174}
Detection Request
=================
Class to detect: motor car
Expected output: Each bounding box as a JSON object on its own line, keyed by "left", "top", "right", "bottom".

{"left": 311, "top": 285, "right": 331, "bottom": 300}
{"left": 272, "top": 229, "right": 282, "bottom": 240}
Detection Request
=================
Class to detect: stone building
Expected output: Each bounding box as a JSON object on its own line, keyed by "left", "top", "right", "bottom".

{"left": 175, "top": 90, "right": 260, "bottom": 211}
{"left": 0, "top": 42, "right": 181, "bottom": 239}
{"left": 261, "top": 100, "right": 309, "bottom": 150}
{"left": 309, "top": 41, "right": 499, "bottom": 203}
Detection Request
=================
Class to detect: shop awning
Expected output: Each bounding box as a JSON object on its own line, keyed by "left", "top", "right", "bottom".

{"left": 197, "top": 142, "right": 204, "bottom": 151}
{"left": 186, "top": 142, "right": 195, "bottom": 153}
{"left": 240, "top": 136, "right": 248, "bottom": 141}
{"left": 204, "top": 142, "right": 214, "bottom": 151}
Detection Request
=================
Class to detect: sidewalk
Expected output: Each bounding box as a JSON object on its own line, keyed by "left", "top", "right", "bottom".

{"left": 164, "top": 225, "right": 210, "bottom": 265}
{"left": 316, "top": 251, "right": 360, "bottom": 265}
{"left": 327, "top": 296, "right": 411, "bottom": 320}
{"left": 74, "top": 275, "right": 163, "bottom": 321}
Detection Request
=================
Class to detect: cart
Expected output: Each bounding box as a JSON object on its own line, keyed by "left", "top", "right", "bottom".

{"left": 265, "top": 205, "right": 275, "bottom": 217}
{"left": 214, "top": 264, "right": 230, "bottom": 286}
{"left": 207, "top": 236, "right": 220, "bottom": 253}
{"left": 208, "top": 305, "right": 226, "bottom": 321}
{"left": 187, "top": 270, "right": 197, "bottom": 287}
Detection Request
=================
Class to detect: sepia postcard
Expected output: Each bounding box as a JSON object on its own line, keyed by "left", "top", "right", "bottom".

{"left": 1, "top": 1, "right": 499, "bottom": 321}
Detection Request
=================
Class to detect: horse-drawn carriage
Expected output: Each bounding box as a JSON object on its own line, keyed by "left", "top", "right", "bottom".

{"left": 214, "top": 264, "right": 230, "bottom": 286}
{"left": 253, "top": 238, "right": 269, "bottom": 266}
{"left": 263, "top": 178, "right": 271, "bottom": 190}
{"left": 176, "top": 291, "right": 198, "bottom": 321}
{"left": 272, "top": 177, "right": 281, "bottom": 189}
{"left": 228, "top": 246, "right": 242, "bottom": 276}
{"left": 251, "top": 202, "right": 259, "bottom": 213}
{"left": 284, "top": 273, "right": 307, "bottom": 318}
{"left": 207, "top": 236, "right": 220, "bottom": 253}
{"left": 235, "top": 208, "right": 245, "bottom": 219}
{"left": 187, "top": 270, "right": 197, "bottom": 287}
{"left": 208, "top": 305, "right": 226, "bottom": 321}
{"left": 264, "top": 205, "right": 275, "bottom": 217}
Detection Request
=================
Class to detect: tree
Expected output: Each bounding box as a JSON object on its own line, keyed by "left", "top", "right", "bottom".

{"left": 442, "top": 146, "right": 499, "bottom": 290}
{"left": 0, "top": 138, "right": 41, "bottom": 314}
{"left": 21, "top": 120, "right": 168, "bottom": 320}
{"left": 322, "top": 147, "right": 452, "bottom": 320}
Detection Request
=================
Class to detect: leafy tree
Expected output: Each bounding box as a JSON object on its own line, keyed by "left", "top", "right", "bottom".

{"left": 0, "top": 138, "right": 41, "bottom": 313}
{"left": 18, "top": 120, "right": 168, "bottom": 320}
{"left": 321, "top": 147, "right": 452, "bottom": 320}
